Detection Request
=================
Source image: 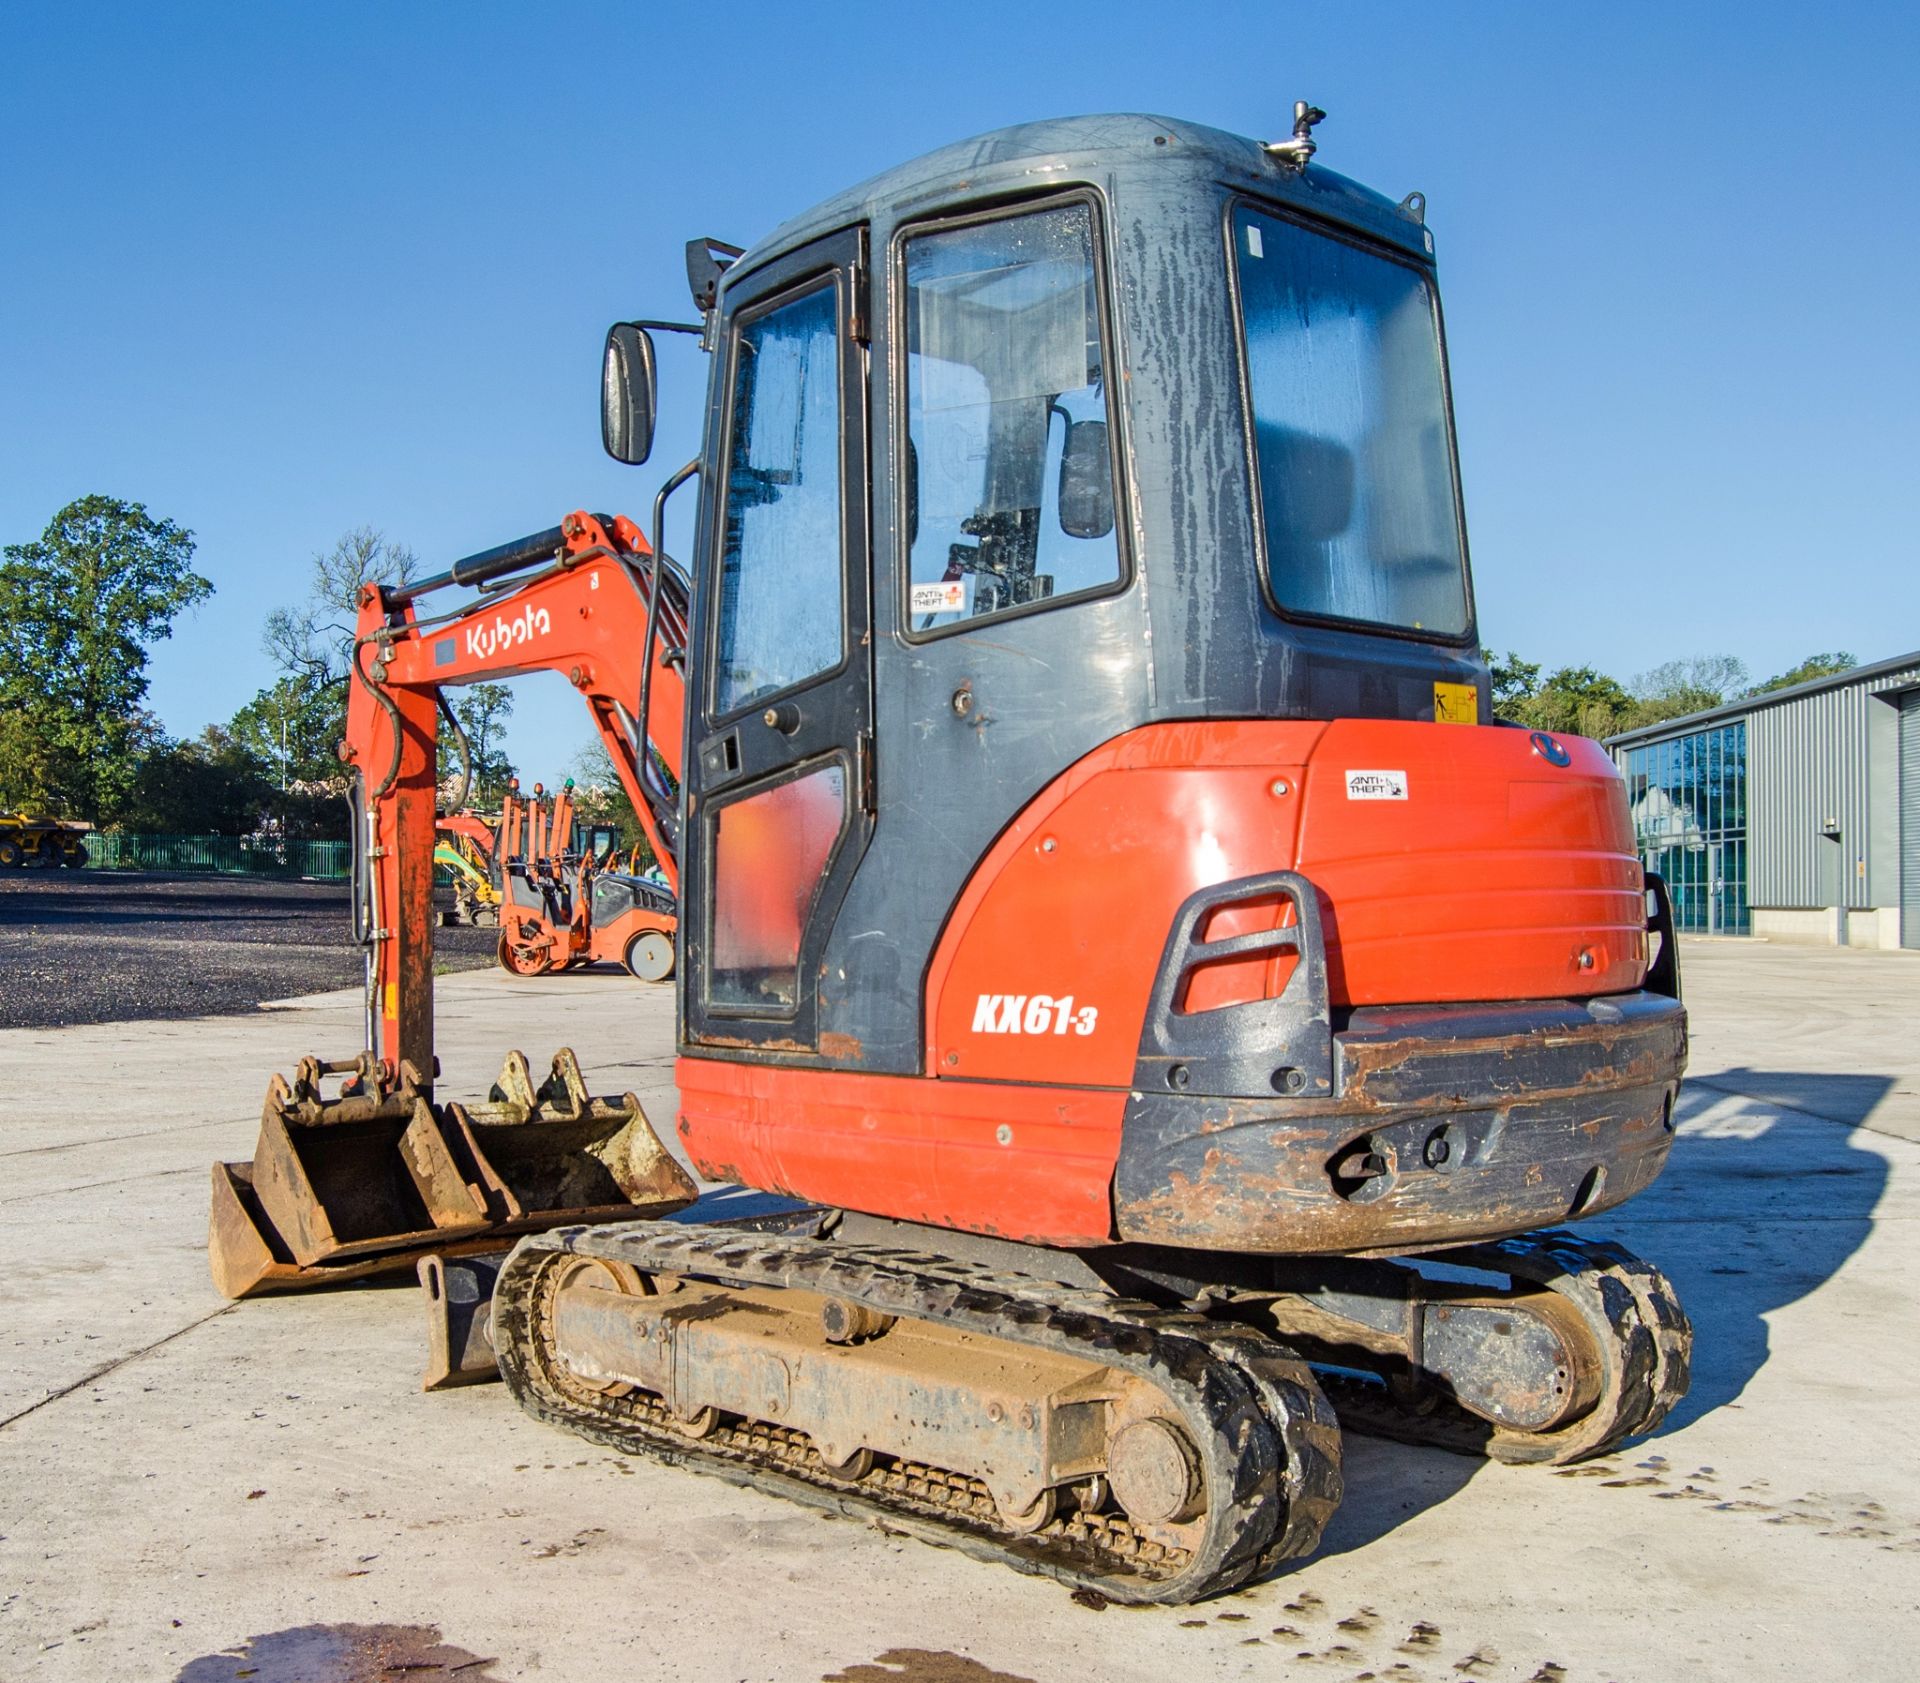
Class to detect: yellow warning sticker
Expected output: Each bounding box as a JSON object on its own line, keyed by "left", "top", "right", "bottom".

{"left": 1433, "top": 681, "right": 1479, "bottom": 725}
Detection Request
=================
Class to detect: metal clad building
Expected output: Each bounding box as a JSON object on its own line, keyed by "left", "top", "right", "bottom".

{"left": 1903, "top": 693, "right": 1920, "bottom": 942}
{"left": 1607, "top": 652, "right": 1920, "bottom": 949}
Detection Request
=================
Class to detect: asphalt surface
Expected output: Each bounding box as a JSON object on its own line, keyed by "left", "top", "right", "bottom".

{"left": 0, "top": 870, "right": 499, "bottom": 1028}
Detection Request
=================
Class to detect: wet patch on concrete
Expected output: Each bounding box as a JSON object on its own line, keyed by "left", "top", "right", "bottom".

{"left": 173, "top": 1622, "right": 506, "bottom": 1681}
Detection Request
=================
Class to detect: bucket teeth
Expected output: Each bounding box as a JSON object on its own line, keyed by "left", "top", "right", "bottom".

{"left": 208, "top": 1049, "right": 697, "bottom": 1299}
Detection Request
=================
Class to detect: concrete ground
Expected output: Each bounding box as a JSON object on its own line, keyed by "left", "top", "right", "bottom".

{"left": 1, "top": 939, "right": 1916, "bottom": 1683}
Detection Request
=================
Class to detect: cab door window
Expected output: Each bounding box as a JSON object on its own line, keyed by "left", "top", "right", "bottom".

{"left": 713, "top": 281, "right": 845, "bottom": 715}
{"left": 900, "top": 199, "right": 1121, "bottom": 633}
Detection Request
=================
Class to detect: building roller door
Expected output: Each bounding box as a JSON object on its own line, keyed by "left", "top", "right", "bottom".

{"left": 1902, "top": 692, "right": 1920, "bottom": 948}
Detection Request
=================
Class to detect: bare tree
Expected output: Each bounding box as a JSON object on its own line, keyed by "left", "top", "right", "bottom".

{"left": 263, "top": 526, "right": 419, "bottom": 686}
{"left": 1629, "top": 655, "right": 1750, "bottom": 725}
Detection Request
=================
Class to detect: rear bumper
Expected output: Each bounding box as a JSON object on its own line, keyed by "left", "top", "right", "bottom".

{"left": 1113, "top": 989, "right": 1686, "bottom": 1256}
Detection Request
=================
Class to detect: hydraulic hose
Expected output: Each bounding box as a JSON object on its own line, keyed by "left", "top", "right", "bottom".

{"left": 343, "top": 769, "right": 380, "bottom": 1060}
{"left": 345, "top": 770, "right": 372, "bottom": 947}
{"left": 436, "top": 691, "right": 473, "bottom": 815}
{"left": 350, "top": 631, "right": 407, "bottom": 802}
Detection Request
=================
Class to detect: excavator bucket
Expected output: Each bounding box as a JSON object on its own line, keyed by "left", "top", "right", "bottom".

{"left": 209, "top": 1050, "right": 697, "bottom": 1300}
{"left": 250, "top": 1062, "right": 494, "bottom": 1267}
{"left": 443, "top": 1049, "right": 695, "bottom": 1230}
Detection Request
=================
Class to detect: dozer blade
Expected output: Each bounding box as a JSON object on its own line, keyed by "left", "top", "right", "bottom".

{"left": 209, "top": 1050, "right": 697, "bottom": 1300}
{"left": 418, "top": 1252, "right": 508, "bottom": 1390}
{"left": 210, "top": 1161, "right": 514, "bottom": 1300}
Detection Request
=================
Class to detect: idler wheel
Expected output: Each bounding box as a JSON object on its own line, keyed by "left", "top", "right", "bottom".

{"left": 551, "top": 1256, "right": 649, "bottom": 1396}
{"left": 1107, "top": 1416, "right": 1205, "bottom": 1527}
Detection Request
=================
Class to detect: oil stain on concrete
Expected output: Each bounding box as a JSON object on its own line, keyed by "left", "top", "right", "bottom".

{"left": 173, "top": 1622, "right": 506, "bottom": 1682}
{"left": 822, "top": 1650, "right": 1042, "bottom": 1683}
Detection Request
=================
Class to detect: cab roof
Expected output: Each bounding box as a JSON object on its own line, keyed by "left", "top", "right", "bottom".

{"left": 725, "top": 112, "right": 1434, "bottom": 292}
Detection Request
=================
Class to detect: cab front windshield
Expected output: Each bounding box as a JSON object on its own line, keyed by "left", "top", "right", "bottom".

{"left": 1234, "top": 205, "right": 1469, "bottom": 637}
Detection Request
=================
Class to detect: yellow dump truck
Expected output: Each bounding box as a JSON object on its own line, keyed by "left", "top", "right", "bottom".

{"left": 0, "top": 812, "right": 92, "bottom": 869}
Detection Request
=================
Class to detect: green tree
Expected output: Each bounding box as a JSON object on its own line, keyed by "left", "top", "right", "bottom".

{"left": 1514, "top": 665, "right": 1638, "bottom": 740}
{"left": 0, "top": 496, "right": 211, "bottom": 815}
{"left": 228, "top": 676, "right": 344, "bottom": 788}
{"left": 439, "top": 682, "right": 515, "bottom": 806}
{"left": 1753, "top": 651, "right": 1857, "bottom": 694}
{"left": 1483, "top": 649, "right": 1542, "bottom": 723}
{"left": 115, "top": 731, "right": 273, "bottom": 835}
{"left": 0, "top": 710, "right": 84, "bottom": 812}
{"left": 256, "top": 526, "right": 419, "bottom": 803}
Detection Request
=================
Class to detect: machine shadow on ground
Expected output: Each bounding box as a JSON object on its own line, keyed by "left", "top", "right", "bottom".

{"left": 1608, "top": 1070, "right": 1894, "bottom": 1436}
{"left": 1308, "top": 1432, "right": 1484, "bottom": 1564}
{"left": 1309, "top": 1068, "right": 1896, "bottom": 1563}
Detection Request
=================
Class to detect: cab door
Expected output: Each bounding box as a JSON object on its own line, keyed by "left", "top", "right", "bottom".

{"left": 682, "top": 227, "right": 873, "bottom": 1057}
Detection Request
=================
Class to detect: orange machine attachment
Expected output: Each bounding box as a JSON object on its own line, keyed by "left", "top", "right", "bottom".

{"left": 207, "top": 512, "right": 699, "bottom": 1298}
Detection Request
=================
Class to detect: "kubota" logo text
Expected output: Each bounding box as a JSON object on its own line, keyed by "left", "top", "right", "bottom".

{"left": 970, "top": 994, "right": 1099, "bottom": 1036}
{"left": 465, "top": 604, "right": 552, "bottom": 662}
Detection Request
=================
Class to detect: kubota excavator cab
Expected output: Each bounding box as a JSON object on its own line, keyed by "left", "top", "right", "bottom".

{"left": 605, "top": 112, "right": 1683, "bottom": 1266}
{"left": 492, "top": 121, "right": 1691, "bottom": 1589}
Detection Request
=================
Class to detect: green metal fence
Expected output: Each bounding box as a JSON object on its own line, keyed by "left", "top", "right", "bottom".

{"left": 84, "top": 833, "right": 353, "bottom": 880}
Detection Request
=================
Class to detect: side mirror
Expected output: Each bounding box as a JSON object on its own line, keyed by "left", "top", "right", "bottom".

{"left": 1057, "top": 418, "right": 1114, "bottom": 540}
{"left": 1255, "top": 421, "right": 1355, "bottom": 541}
{"left": 602, "top": 324, "right": 657, "bottom": 465}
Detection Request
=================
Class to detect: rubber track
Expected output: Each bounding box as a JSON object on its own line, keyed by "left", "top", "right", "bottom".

{"left": 1315, "top": 1228, "right": 1692, "bottom": 1465}
{"left": 492, "top": 1220, "right": 1343, "bottom": 1603}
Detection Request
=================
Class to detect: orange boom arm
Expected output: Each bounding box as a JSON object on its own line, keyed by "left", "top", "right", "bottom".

{"left": 341, "top": 510, "right": 687, "bottom": 1079}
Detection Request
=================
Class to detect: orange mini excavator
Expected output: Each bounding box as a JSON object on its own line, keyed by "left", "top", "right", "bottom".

{"left": 217, "top": 110, "right": 1690, "bottom": 1604}
{"left": 490, "top": 779, "right": 677, "bottom": 980}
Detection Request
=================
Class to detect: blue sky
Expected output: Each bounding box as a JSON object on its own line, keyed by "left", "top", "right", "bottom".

{"left": 3, "top": 2, "right": 1915, "bottom": 779}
